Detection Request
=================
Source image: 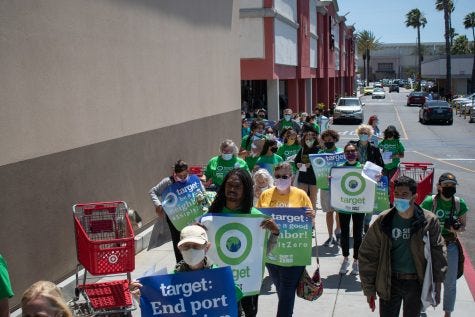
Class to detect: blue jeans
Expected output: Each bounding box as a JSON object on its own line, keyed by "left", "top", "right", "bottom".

{"left": 266, "top": 263, "right": 304, "bottom": 317}
{"left": 443, "top": 242, "right": 459, "bottom": 312}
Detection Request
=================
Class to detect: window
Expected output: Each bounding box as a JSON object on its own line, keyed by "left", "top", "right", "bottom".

{"left": 377, "top": 63, "right": 393, "bottom": 72}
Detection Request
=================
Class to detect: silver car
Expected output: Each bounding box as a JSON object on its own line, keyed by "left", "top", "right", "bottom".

{"left": 333, "top": 97, "right": 364, "bottom": 124}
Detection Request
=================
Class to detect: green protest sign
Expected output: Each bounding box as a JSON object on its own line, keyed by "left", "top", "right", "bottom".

{"left": 310, "top": 152, "right": 346, "bottom": 190}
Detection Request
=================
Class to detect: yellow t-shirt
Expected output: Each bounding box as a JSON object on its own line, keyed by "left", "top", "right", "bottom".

{"left": 256, "top": 187, "right": 313, "bottom": 209}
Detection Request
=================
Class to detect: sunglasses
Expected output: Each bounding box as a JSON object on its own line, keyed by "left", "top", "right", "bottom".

{"left": 275, "top": 175, "right": 290, "bottom": 179}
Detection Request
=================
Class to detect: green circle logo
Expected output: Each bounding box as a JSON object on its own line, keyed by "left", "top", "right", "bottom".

{"left": 341, "top": 172, "right": 366, "bottom": 196}
{"left": 312, "top": 157, "right": 326, "bottom": 168}
{"left": 216, "top": 223, "right": 252, "bottom": 265}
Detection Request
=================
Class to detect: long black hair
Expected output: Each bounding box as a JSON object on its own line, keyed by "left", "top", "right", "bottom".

{"left": 260, "top": 139, "right": 277, "bottom": 156}
{"left": 383, "top": 125, "right": 400, "bottom": 139}
{"left": 208, "top": 168, "right": 254, "bottom": 214}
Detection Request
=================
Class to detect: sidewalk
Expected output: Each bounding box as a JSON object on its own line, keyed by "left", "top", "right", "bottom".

{"left": 130, "top": 210, "right": 475, "bottom": 317}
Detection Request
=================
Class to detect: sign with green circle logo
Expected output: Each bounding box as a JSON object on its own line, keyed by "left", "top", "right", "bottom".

{"left": 215, "top": 223, "right": 253, "bottom": 265}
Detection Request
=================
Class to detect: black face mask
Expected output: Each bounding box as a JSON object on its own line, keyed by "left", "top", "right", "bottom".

{"left": 270, "top": 146, "right": 278, "bottom": 153}
{"left": 324, "top": 141, "right": 335, "bottom": 149}
{"left": 441, "top": 186, "right": 456, "bottom": 198}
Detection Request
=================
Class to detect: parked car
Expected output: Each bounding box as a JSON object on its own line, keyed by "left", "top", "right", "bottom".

{"left": 333, "top": 97, "right": 364, "bottom": 124}
{"left": 374, "top": 82, "right": 383, "bottom": 88}
{"left": 470, "top": 106, "right": 475, "bottom": 123}
{"left": 389, "top": 84, "right": 399, "bottom": 93}
{"left": 363, "top": 86, "right": 373, "bottom": 95}
{"left": 419, "top": 100, "right": 453, "bottom": 125}
{"left": 407, "top": 91, "right": 427, "bottom": 106}
{"left": 372, "top": 87, "right": 385, "bottom": 99}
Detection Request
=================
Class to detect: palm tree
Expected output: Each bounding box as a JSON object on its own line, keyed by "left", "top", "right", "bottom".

{"left": 405, "top": 9, "right": 427, "bottom": 90}
{"left": 356, "top": 30, "right": 381, "bottom": 86}
{"left": 436, "top": 0, "right": 453, "bottom": 98}
{"left": 464, "top": 12, "right": 475, "bottom": 93}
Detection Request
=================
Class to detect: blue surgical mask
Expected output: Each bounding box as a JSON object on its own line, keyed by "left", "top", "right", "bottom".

{"left": 359, "top": 134, "right": 369, "bottom": 142}
{"left": 394, "top": 198, "right": 411, "bottom": 213}
{"left": 284, "top": 114, "right": 292, "bottom": 121}
{"left": 221, "top": 153, "right": 233, "bottom": 161}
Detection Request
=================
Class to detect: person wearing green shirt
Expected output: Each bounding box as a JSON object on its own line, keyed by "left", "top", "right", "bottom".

{"left": 318, "top": 129, "right": 343, "bottom": 247}
{"left": 273, "top": 108, "right": 301, "bottom": 137}
{"left": 255, "top": 139, "right": 283, "bottom": 176}
{"left": 0, "top": 254, "right": 13, "bottom": 317}
{"left": 337, "top": 143, "right": 365, "bottom": 276}
{"left": 420, "top": 172, "right": 468, "bottom": 316}
{"left": 208, "top": 168, "right": 279, "bottom": 317}
{"left": 240, "top": 120, "right": 266, "bottom": 171}
{"left": 378, "top": 125, "right": 405, "bottom": 181}
{"left": 205, "top": 139, "right": 249, "bottom": 188}
{"left": 276, "top": 128, "right": 301, "bottom": 174}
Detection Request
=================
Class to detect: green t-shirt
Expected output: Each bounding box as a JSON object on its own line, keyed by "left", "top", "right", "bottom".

{"left": 205, "top": 156, "right": 249, "bottom": 186}
{"left": 421, "top": 195, "right": 468, "bottom": 239}
{"left": 391, "top": 213, "right": 416, "bottom": 273}
{"left": 0, "top": 255, "right": 14, "bottom": 299}
{"left": 312, "top": 123, "right": 321, "bottom": 134}
{"left": 255, "top": 154, "right": 284, "bottom": 176}
{"left": 241, "top": 135, "right": 252, "bottom": 151}
{"left": 276, "top": 143, "right": 301, "bottom": 173}
{"left": 378, "top": 139, "right": 405, "bottom": 171}
{"left": 222, "top": 206, "right": 263, "bottom": 215}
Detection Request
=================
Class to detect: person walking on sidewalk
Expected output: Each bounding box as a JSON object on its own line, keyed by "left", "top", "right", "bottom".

{"left": 337, "top": 143, "right": 365, "bottom": 276}
{"left": 273, "top": 108, "right": 301, "bottom": 137}
{"left": 420, "top": 173, "right": 469, "bottom": 317}
{"left": 149, "top": 160, "right": 190, "bottom": 263}
{"left": 257, "top": 162, "right": 316, "bottom": 317}
{"left": 378, "top": 125, "right": 405, "bottom": 182}
{"left": 352, "top": 124, "right": 384, "bottom": 234}
{"left": 359, "top": 176, "right": 447, "bottom": 317}
{"left": 209, "top": 168, "right": 280, "bottom": 317}
{"left": 318, "top": 129, "right": 343, "bottom": 246}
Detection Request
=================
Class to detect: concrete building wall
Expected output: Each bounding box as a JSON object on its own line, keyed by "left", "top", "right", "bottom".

{"left": 240, "top": 18, "right": 265, "bottom": 58}
{"left": 0, "top": 0, "right": 240, "bottom": 307}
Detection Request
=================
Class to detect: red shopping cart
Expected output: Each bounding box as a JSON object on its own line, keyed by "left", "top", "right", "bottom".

{"left": 70, "top": 201, "right": 135, "bottom": 316}
{"left": 389, "top": 162, "right": 435, "bottom": 205}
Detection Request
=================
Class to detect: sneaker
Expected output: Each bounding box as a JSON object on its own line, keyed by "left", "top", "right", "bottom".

{"left": 350, "top": 261, "right": 359, "bottom": 275}
{"left": 339, "top": 259, "right": 350, "bottom": 274}
{"left": 323, "top": 236, "right": 334, "bottom": 247}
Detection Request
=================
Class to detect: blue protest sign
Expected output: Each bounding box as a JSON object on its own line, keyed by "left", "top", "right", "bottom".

{"left": 139, "top": 267, "right": 238, "bottom": 317}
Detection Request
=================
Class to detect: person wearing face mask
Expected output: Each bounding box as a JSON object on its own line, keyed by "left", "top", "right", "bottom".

{"left": 273, "top": 108, "right": 301, "bottom": 137}
{"left": 318, "top": 129, "right": 343, "bottom": 247}
{"left": 337, "top": 143, "right": 365, "bottom": 276}
{"left": 294, "top": 124, "right": 321, "bottom": 212}
{"left": 240, "top": 120, "right": 266, "bottom": 169}
{"left": 252, "top": 168, "right": 274, "bottom": 206}
{"left": 242, "top": 118, "right": 251, "bottom": 138}
{"left": 255, "top": 108, "right": 268, "bottom": 123}
{"left": 277, "top": 129, "right": 301, "bottom": 175}
{"left": 257, "top": 162, "right": 316, "bottom": 317}
{"left": 359, "top": 176, "right": 447, "bottom": 317}
{"left": 378, "top": 125, "right": 405, "bottom": 182}
{"left": 208, "top": 168, "right": 279, "bottom": 317}
{"left": 205, "top": 139, "right": 249, "bottom": 189}
{"left": 367, "top": 115, "right": 382, "bottom": 146}
{"left": 420, "top": 173, "right": 468, "bottom": 317}
{"left": 353, "top": 124, "right": 385, "bottom": 234}
{"left": 254, "top": 139, "right": 283, "bottom": 176}
{"left": 149, "top": 160, "right": 192, "bottom": 262}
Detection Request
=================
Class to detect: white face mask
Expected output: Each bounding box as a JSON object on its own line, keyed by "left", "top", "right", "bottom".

{"left": 222, "top": 153, "right": 233, "bottom": 161}
{"left": 181, "top": 248, "right": 205, "bottom": 266}
{"left": 305, "top": 139, "right": 315, "bottom": 148}
{"left": 275, "top": 177, "right": 292, "bottom": 191}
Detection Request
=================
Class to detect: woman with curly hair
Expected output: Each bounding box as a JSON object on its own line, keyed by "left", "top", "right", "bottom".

{"left": 21, "top": 281, "right": 72, "bottom": 317}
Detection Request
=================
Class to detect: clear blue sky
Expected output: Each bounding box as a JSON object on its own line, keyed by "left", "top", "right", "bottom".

{"left": 338, "top": 0, "right": 475, "bottom": 43}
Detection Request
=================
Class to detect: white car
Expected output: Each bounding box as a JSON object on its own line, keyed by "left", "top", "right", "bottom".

{"left": 372, "top": 88, "right": 385, "bottom": 99}
{"left": 333, "top": 97, "right": 364, "bottom": 124}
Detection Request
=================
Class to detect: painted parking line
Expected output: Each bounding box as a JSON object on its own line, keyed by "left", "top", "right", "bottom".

{"left": 394, "top": 105, "right": 409, "bottom": 140}
{"left": 412, "top": 150, "right": 475, "bottom": 173}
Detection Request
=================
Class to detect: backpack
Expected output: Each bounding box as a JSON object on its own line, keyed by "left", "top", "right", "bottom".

{"left": 431, "top": 195, "right": 460, "bottom": 215}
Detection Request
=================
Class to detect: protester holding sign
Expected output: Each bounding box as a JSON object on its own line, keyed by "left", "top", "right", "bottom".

{"left": 208, "top": 168, "right": 279, "bottom": 317}
{"left": 205, "top": 140, "right": 249, "bottom": 189}
{"left": 149, "top": 160, "right": 191, "bottom": 262}
{"left": 336, "top": 143, "right": 365, "bottom": 276}
{"left": 420, "top": 173, "right": 468, "bottom": 316}
{"left": 378, "top": 125, "right": 405, "bottom": 182}
{"left": 318, "top": 129, "right": 343, "bottom": 247}
{"left": 294, "top": 123, "right": 321, "bottom": 212}
{"left": 352, "top": 124, "right": 385, "bottom": 234}
{"left": 257, "top": 162, "right": 316, "bottom": 317}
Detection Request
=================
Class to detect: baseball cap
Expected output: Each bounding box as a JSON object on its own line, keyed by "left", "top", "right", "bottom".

{"left": 177, "top": 225, "right": 208, "bottom": 247}
{"left": 439, "top": 172, "right": 458, "bottom": 185}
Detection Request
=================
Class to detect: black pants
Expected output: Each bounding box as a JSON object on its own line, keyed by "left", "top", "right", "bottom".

{"left": 239, "top": 295, "right": 258, "bottom": 317}
{"left": 379, "top": 278, "right": 422, "bottom": 317}
{"left": 166, "top": 215, "right": 182, "bottom": 263}
{"left": 338, "top": 212, "right": 364, "bottom": 259}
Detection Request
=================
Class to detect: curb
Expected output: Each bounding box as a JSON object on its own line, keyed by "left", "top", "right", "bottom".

{"left": 461, "top": 242, "right": 475, "bottom": 301}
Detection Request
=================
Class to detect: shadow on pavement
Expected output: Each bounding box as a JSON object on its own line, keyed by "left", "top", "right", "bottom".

{"left": 321, "top": 274, "right": 341, "bottom": 290}
{"left": 314, "top": 244, "right": 339, "bottom": 257}
{"left": 260, "top": 275, "right": 275, "bottom": 295}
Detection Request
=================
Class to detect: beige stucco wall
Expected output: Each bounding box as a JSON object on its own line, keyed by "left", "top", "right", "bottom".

{"left": 0, "top": 0, "right": 240, "bottom": 308}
